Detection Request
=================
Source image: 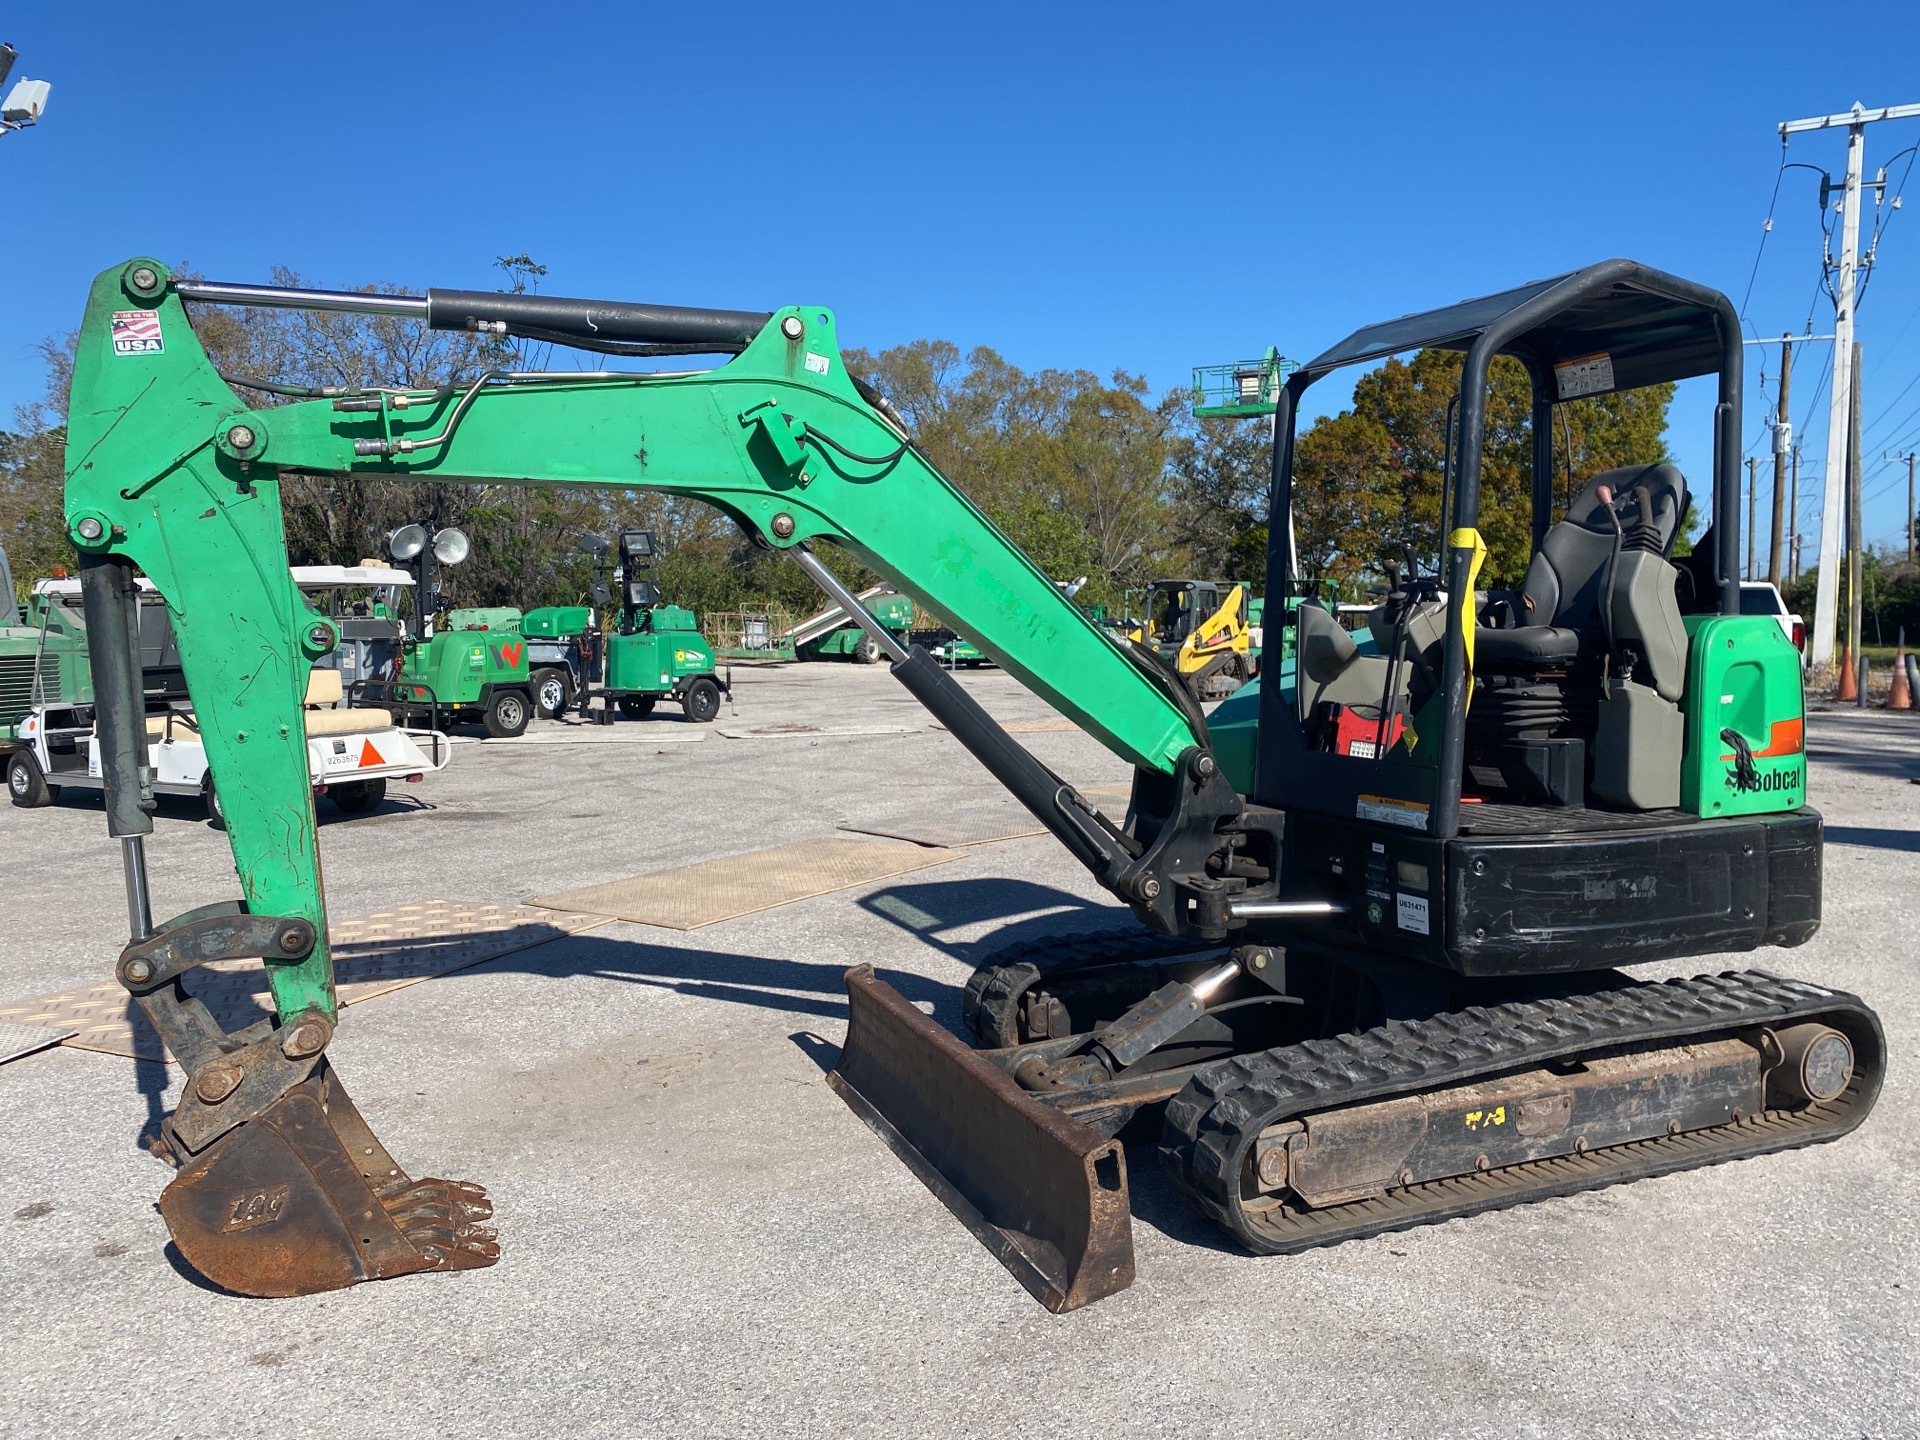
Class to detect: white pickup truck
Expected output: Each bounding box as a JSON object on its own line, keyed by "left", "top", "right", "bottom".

{"left": 1739, "top": 581, "right": 1807, "bottom": 661}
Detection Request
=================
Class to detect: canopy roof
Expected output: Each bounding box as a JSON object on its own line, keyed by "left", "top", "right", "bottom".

{"left": 290, "top": 565, "right": 414, "bottom": 589}
{"left": 1301, "top": 260, "right": 1734, "bottom": 399}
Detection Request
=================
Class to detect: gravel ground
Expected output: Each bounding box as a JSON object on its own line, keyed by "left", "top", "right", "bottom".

{"left": 1, "top": 664, "right": 1916, "bottom": 1440}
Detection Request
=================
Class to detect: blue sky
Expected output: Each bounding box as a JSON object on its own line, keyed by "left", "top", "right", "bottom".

{"left": 7, "top": 2, "right": 1920, "bottom": 563}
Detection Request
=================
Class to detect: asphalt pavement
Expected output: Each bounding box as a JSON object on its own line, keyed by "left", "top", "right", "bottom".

{"left": 2, "top": 664, "right": 1916, "bottom": 1440}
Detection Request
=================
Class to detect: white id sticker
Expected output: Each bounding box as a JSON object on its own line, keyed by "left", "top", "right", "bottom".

{"left": 1396, "top": 893, "right": 1430, "bottom": 935}
{"left": 804, "top": 352, "right": 831, "bottom": 375}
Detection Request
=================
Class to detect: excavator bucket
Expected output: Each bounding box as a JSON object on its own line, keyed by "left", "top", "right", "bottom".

{"left": 160, "top": 1062, "right": 498, "bottom": 1298}
{"left": 827, "top": 965, "right": 1135, "bottom": 1312}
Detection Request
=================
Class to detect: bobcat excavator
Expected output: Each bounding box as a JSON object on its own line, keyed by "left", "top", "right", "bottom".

{"left": 62, "top": 257, "right": 1879, "bottom": 1308}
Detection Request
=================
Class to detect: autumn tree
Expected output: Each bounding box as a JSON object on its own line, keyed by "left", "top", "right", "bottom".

{"left": 844, "top": 341, "right": 1185, "bottom": 609}
{"left": 1292, "top": 350, "right": 1675, "bottom": 589}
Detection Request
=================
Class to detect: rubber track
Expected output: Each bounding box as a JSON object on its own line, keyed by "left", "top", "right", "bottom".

{"left": 1160, "top": 970, "right": 1885, "bottom": 1255}
{"left": 961, "top": 925, "right": 1224, "bottom": 1048}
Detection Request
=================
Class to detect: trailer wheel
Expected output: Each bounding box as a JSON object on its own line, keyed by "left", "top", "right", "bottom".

{"left": 203, "top": 775, "right": 226, "bottom": 830}
{"left": 616, "top": 695, "right": 656, "bottom": 719}
{"left": 855, "top": 633, "right": 882, "bottom": 664}
{"left": 484, "top": 688, "right": 531, "bottom": 738}
{"left": 532, "top": 668, "right": 571, "bottom": 720}
{"left": 681, "top": 676, "right": 722, "bottom": 723}
{"left": 7, "top": 752, "right": 55, "bottom": 808}
{"left": 329, "top": 778, "right": 387, "bottom": 814}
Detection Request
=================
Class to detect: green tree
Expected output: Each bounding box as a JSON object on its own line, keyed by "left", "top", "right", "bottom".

{"left": 0, "top": 335, "right": 75, "bottom": 597}
{"left": 1290, "top": 351, "right": 1675, "bottom": 588}
{"left": 845, "top": 342, "right": 1185, "bottom": 610}
{"left": 1165, "top": 414, "right": 1269, "bottom": 581}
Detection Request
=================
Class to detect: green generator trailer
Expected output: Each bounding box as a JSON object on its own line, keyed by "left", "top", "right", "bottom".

{"left": 602, "top": 603, "right": 727, "bottom": 721}
{"left": 380, "top": 606, "right": 536, "bottom": 738}
{"left": 594, "top": 531, "right": 728, "bottom": 721}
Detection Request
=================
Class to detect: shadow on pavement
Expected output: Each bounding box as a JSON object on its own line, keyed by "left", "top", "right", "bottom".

{"left": 1824, "top": 825, "right": 1920, "bottom": 854}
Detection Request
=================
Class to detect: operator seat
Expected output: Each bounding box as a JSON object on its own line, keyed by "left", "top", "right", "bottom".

{"left": 1467, "top": 464, "right": 1691, "bottom": 808}
{"left": 1476, "top": 463, "right": 1689, "bottom": 674}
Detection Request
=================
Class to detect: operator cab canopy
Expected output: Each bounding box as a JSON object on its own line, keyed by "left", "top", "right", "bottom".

{"left": 1299, "top": 260, "right": 1731, "bottom": 396}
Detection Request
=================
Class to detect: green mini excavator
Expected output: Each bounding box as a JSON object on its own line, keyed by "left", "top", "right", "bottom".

{"left": 62, "top": 258, "right": 1878, "bottom": 1308}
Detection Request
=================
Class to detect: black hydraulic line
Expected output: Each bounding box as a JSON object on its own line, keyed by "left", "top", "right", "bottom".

{"left": 799, "top": 423, "right": 913, "bottom": 467}
{"left": 1124, "top": 638, "right": 1213, "bottom": 751}
{"left": 78, "top": 556, "right": 154, "bottom": 840}
{"left": 425, "top": 288, "right": 770, "bottom": 350}
{"left": 219, "top": 372, "right": 348, "bottom": 399}
{"left": 890, "top": 646, "right": 1139, "bottom": 877}
{"left": 494, "top": 324, "right": 746, "bottom": 358}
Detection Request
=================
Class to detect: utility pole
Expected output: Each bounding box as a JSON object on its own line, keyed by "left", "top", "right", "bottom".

{"left": 1780, "top": 101, "right": 1920, "bottom": 664}
{"left": 1744, "top": 335, "right": 1822, "bottom": 581}
{"left": 1893, "top": 450, "right": 1918, "bottom": 567}
{"left": 1770, "top": 337, "right": 1791, "bottom": 589}
{"left": 1847, "top": 340, "right": 1864, "bottom": 669}
{"left": 1747, "top": 458, "right": 1758, "bottom": 579}
{"left": 1789, "top": 445, "right": 1802, "bottom": 582}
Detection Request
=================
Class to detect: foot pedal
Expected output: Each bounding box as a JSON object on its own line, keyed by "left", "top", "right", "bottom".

{"left": 828, "top": 964, "right": 1134, "bottom": 1312}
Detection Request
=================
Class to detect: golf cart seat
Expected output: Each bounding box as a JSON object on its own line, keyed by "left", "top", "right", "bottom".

{"left": 1476, "top": 463, "right": 1689, "bottom": 675}
{"left": 302, "top": 667, "right": 391, "bottom": 735}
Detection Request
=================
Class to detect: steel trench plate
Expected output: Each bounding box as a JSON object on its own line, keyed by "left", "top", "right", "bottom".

{"left": 529, "top": 838, "right": 959, "bottom": 930}
{"left": 0, "top": 1019, "right": 76, "bottom": 1064}
{"left": 0, "top": 901, "right": 610, "bottom": 1064}
{"left": 828, "top": 964, "right": 1136, "bottom": 1313}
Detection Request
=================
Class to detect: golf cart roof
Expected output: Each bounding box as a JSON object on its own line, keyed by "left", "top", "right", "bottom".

{"left": 33, "top": 576, "right": 158, "bottom": 597}
{"left": 1301, "top": 259, "right": 1735, "bottom": 398}
{"left": 291, "top": 565, "right": 415, "bottom": 588}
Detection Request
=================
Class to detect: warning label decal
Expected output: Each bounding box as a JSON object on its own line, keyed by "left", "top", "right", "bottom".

{"left": 1554, "top": 351, "right": 1614, "bottom": 399}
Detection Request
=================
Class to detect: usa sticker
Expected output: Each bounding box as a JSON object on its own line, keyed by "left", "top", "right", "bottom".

{"left": 112, "top": 310, "right": 164, "bottom": 356}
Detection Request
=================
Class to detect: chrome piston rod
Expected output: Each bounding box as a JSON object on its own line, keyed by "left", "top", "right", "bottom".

{"left": 173, "top": 279, "right": 429, "bottom": 318}
{"left": 788, "top": 546, "right": 911, "bottom": 664}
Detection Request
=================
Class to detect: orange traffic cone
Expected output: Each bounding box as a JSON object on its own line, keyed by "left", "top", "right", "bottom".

{"left": 1836, "top": 646, "right": 1858, "bottom": 702}
{"left": 1891, "top": 630, "right": 1913, "bottom": 711}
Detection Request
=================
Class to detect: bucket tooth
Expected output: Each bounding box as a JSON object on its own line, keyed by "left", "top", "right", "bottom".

{"left": 828, "top": 964, "right": 1135, "bottom": 1312}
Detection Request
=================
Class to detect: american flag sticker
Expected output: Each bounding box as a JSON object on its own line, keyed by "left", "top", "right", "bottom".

{"left": 111, "top": 310, "right": 164, "bottom": 356}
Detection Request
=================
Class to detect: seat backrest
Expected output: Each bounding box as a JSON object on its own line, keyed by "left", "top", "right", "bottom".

{"left": 304, "top": 667, "right": 344, "bottom": 707}
{"left": 1516, "top": 463, "right": 1689, "bottom": 631}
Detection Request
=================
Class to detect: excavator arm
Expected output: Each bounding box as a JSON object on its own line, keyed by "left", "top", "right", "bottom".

{"left": 63, "top": 258, "right": 1263, "bottom": 1301}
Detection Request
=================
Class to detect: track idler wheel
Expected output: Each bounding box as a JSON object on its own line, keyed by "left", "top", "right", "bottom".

{"left": 159, "top": 1062, "right": 498, "bottom": 1298}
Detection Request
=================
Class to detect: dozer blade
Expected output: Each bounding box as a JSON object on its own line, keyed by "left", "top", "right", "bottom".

{"left": 828, "top": 964, "right": 1134, "bottom": 1312}
{"left": 159, "top": 1064, "right": 498, "bottom": 1298}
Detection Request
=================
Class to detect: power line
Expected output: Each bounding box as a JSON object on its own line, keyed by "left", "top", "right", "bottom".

{"left": 1854, "top": 141, "right": 1919, "bottom": 311}
{"left": 1738, "top": 148, "right": 1794, "bottom": 329}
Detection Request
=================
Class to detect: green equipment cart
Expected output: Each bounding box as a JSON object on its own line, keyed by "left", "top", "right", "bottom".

{"left": 380, "top": 606, "right": 536, "bottom": 738}
{"left": 593, "top": 529, "right": 729, "bottom": 722}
